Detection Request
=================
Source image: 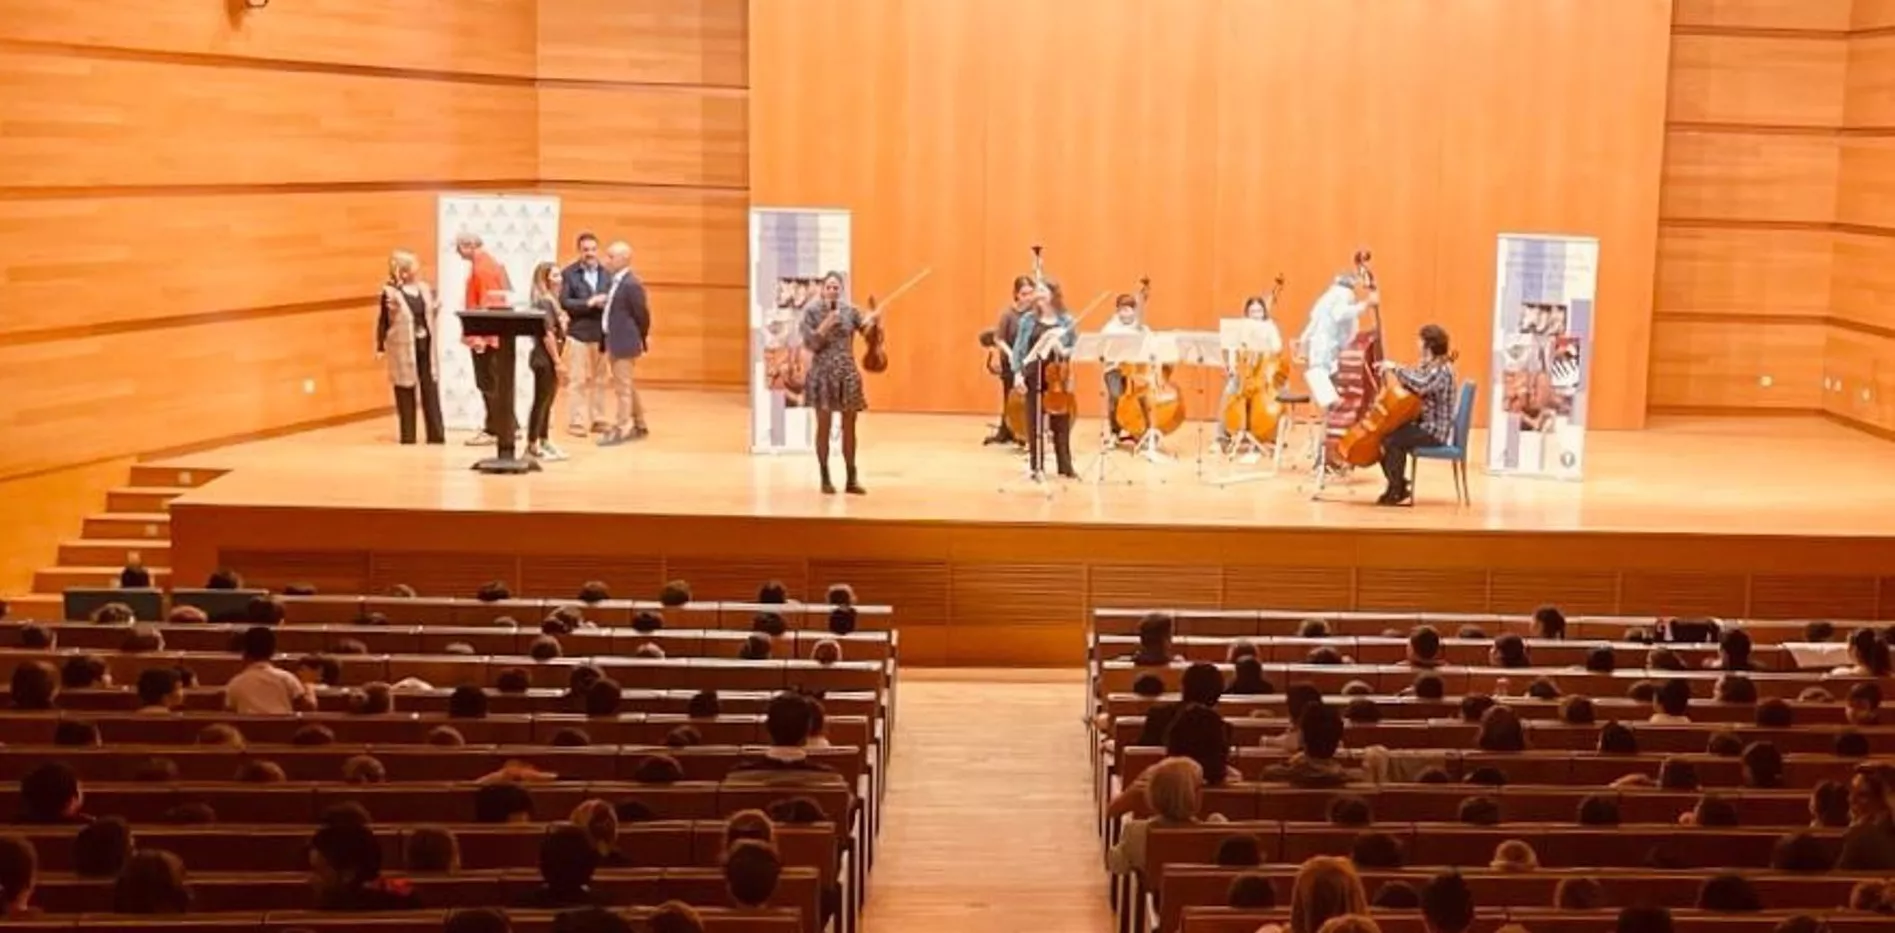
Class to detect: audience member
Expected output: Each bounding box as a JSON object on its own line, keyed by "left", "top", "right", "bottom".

{"left": 1651, "top": 678, "right": 1691, "bottom": 724}
{"left": 1457, "top": 796, "right": 1500, "bottom": 826}
{"left": 1836, "top": 763, "right": 1895, "bottom": 870}
{"left": 72, "top": 817, "right": 133, "bottom": 877}
{"left": 1327, "top": 795, "right": 1372, "bottom": 827}
{"left": 1227, "top": 872, "right": 1276, "bottom": 908}
{"left": 474, "top": 784, "right": 535, "bottom": 824}
{"left": 1372, "top": 881, "right": 1420, "bottom": 909}
{"left": 726, "top": 693, "right": 844, "bottom": 786}
{"left": 1848, "top": 682, "right": 1883, "bottom": 726}
{"left": 1559, "top": 695, "right": 1596, "bottom": 725}
{"left": 1577, "top": 794, "right": 1621, "bottom": 826}
{"left": 1697, "top": 872, "right": 1762, "bottom": 912}
{"left": 1287, "top": 856, "right": 1367, "bottom": 933}
{"left": 1215, "top": 834, "right": 1265, "bottom": 867}
{"left": 1555, "top": 876, "right": 1604, "bottom": 910}
{"left": 1350, "top": 832, "right": 1404, "bottom": 869}
{"left": 1617, "top": 905, "right": 1675, "bottom": 933}
{"left": 516, "top": 823, "right": 599, "bottom": 908}
{"left": 569, "top": 800, "right": 630, "bottom": 867}
{"left": 60, "top": 654, "right": 109, "bottom": 690}
{"left": 449, "top": 685, "right": 490, "bottom": 720}
{"left": 0, "top": 834, "right": 38, "bottom": 918}
{"left": 1743, "top": 741, "right": 1786, "bottom": 788}
{"left": 1489, "top": 839, "right": 1539, "bottom": 873}
{"left": 1597, "top": 721, "right": 1638, "bottom": 755}
{"left": 446, "top": 908, "right": 513, "bottom": 933}
{"left": 226, "top": 627, "right": 312, "bottom": 714}
{"left": 1812, "top": 779, "right": 1852, "bottom": 828}
{"left": 1476, "top": 705, "right": 1526, "bottom": 752}
{"left": 1108, "top": 757, "right": 1225, "bottom": 876}
{"left": 309, "top": 821, "right": 421, "bottom": 910}
{"left": 342, "top": 755, "right": 387, "bottom": 785}
{"left": 724, "top": 839, "right": 782, "bottom": 909}
{"left": 17, "top": 763, "right": 88, "bottom": 824}
{"left": 8, "top": 662, "right": 57, "bottom": 711}
{"left": 111, "top": 849, "right": 191, "bottom": 914}
{"left": 52, "top": 718, "right": 100, "bottom": 748}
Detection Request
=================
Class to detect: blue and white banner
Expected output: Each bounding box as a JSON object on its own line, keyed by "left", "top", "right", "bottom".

{"left": 748, "top": 208, "right": 852, "bottom": 454}
{"left": 1486, "top": 233, "right": 1598, "bottom": 481}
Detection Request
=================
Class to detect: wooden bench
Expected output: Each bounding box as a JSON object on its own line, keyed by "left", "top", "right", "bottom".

{"left": 1177, "top": 908, "right": 1887, "bottom": 933}
{"left": 1092, "top": 608, "right": 1851, "bottom": 645}
{"left": 0, "top": 907, "right": 803, "bottom": 933}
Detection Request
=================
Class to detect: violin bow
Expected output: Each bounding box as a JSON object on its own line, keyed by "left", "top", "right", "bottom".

{"left": 863, "top": 267, "right": 933, "bottom": 316}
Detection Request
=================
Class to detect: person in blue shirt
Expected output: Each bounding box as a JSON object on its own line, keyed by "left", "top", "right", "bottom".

{"left": 1011, "top": 281, "right": 1079, "bottom": 480}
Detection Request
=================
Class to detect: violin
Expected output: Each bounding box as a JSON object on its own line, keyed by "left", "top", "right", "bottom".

{"left": 1219, "top": 274, "right": 1287, "bottom": 443}
{"left": 1113, "top": 277, "right": 1187, "bottom": 438}
{"left": 853, "top": 267, "right": 932, "bottom": 376}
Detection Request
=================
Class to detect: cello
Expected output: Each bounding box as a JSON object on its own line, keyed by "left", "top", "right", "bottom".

{"left": 1219, "top": 274, "right": 1287, "bottom": 444}
{"left": 1333, "top": 252, "right": 1423, "bottom": 467}
{"left": 1114, "top": 277, "right": 1187, "bottom": 438}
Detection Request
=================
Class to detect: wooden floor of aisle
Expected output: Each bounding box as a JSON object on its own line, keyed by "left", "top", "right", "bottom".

{"left": 863, "top": 669, "right": 1112, "bottom": 933}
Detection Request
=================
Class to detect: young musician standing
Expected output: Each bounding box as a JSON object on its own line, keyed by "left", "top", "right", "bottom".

{"left": 1374, "top": 324, "right": 1458, "bottom": 506}
{"left": 1100, "top": 293, "right": 1148, "bottom": 442}
{"left": 983, "top": 275, "right": 1036, "bottom": 446}
{"left": 376, "top": 250, "right": 445, "bottom": 445}
{"left": 1299, "top": 272, "right": 1378, "bottom": 411}
{"left": 801, "top": 272, "right": 879, "bottom": 494}
{"left": 1216, "top": 295, "right": 1284, "bottom": 447}
{"left": 525, "top": 262, "right": 569, "bottom": 461}
{"left": 1012, "top": 281, "right": 1079, "bottom": 480}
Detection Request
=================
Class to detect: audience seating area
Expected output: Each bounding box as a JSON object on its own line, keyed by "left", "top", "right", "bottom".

{"left": 0, "top": 579, "right": 898, "bottom": 933}
{"left": 1089, "top": 607, "right": 1895, "bottom": 933}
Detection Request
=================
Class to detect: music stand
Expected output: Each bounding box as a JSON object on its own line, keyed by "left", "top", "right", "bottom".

{"left": 1208, "top": 319, "right": 1278, "bottom": 485}
{"left": 996, "top": 327, "right": 1071, "bottom": 498}
{"left": 1075, "top": 332, "right": 1144, "bottom": 486}
{"left": 1170, "top": 330, "right": 1222, "bottom": 481}
{"left": 458, "top": 309, "right": 546, "bottom": 475}
{"left": 1124, "top": 332, "right": 1184, "bottom": 464}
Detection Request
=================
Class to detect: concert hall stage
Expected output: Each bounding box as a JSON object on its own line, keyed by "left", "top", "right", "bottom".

{"left": 164, "top": 390, "right": 1895, "bottom": 665}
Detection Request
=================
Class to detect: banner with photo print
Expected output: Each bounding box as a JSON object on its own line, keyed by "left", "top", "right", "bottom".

{"left": 748, "top": 208, "right": 852, "bottom": 454}
{"left": 1486, "top": 233, "right": 1598, "bottom": 481}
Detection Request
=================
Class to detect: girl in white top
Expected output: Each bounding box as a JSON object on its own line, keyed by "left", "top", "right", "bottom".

{"left": 1217, "top": 295, "right": 1285, "bottom": 446}
{"left": 1101, "top": 292, "right": 1149, "bottom": 441}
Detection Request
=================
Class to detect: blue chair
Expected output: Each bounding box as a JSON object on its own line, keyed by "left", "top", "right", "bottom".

{"left": 1411, "top": 380, "right": 1478, "bottom": 505}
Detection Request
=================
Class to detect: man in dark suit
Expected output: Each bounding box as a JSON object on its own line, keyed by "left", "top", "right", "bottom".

{"left": 558, "top": 232, "right": 612, "bottom": 437}
{"left": 598, "top": 240, "right": 651, "bottom": 447}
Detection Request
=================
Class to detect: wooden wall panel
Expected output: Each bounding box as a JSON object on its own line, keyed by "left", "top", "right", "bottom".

{"left": 1823, "top": 327, "right": 1895, "bottom": 432}
{"left": 662, "top": 557, "right": 808, "bottom": 603}
{"left": 536, "top": 86, "right": 746, "bottom": 188}
{"left": 950, "top": 563, "right": 1086, "bottom": 629}
{"left": 537, "top": 0, "right": 746, "bottom": 86}
{"left": 1835, "top": 138, "right": 1895, "bottom": 228}
{"left": 1855, "top": 0, "right": 1895, "bottom": 31}
{"left": 1648, "top": 319, "right": 1826, "bottom": 409}
{"left": 1673, "top": 0, "right": 1851, "bottom": 30}
{"left": 1089, "top": 565, "right": 1223, "bottom": 611}
{"left": 1619, "top": 571, "right": 1750, "bottom": 618}
{"left": 1659, "top": 131, "right": 1840, "bottom": 222}
{"left": 1829, "top": 232, "right": 1895, "bottom": 331}
{"left": 804, "top": 560, "right": 951, "bottom": 627}
{"left": 751, "top": 0, "right": 1671, "bottom": 428}
{"left": 1667, "top": 35, "right": 1846, "bottom": 127}
{"left": 550, "top": 187, "right": 747, "bottom": 288}
{"left": 0, "top": 0, "right": 537, "bottom": 76}
{"left": 628, "top": 287, "right": 746, "bottom": 387}
{"left": 1487, "top": 570, "right": 1620, "bottom": 617}
{"left": 1221, "top": 567, "right": 1354, "bottom": 615}
{"left": 1748, "top": 573, "right": 1880, "bottom": 620}
{"left": 367, "top": 552, "right": 520, "bottom": 599}
{"left": 1653, "top": 227, "right": 1833, "bottom": 319}
{"left": 1355, "top": 569, "right": 1490, "bottom": 614}
{"left": 218, "top": 549, "right": 372, "bottom": 596}
{"left": 0, "top": 306, "right": 387, "bottom": 479}
{"left": 517, "top": 555, "right": 666, "bottom": 601}
{"left": 0, "top": 50, "right": 536, "bottom": 188}
{"left": 1846, "top": 35, "right": 1895, "bottom": 127}
{"left": 0, "top": 191, "right": 443, "bottom": 336}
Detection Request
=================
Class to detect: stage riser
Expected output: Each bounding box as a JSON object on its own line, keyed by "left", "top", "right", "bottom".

{"left": 169, "top": 505, "right": 1895, "bottom": 666}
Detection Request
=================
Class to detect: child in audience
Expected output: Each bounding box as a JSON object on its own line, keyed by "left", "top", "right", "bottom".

{"left": 0, "top": 835, "right": 38, "bottom": 918}
{"left": 110, "top": 849, "right": 191, "bottom": 914}
{"left": 225, "top": 627, "right": 313, "bottom": 715}
{"left": 515, "top": 823, "right": 600, "bottom": 909}
{"left": 16, "top": 763, "right": 89, "bottom": 825}
{"left": 72, "top": 817, "right": 133, "bottom": 877}
{"left": 723, "top": 839, "right": 782, "bottom": 910}
{"left": 309, "top": 821, "right": 421, "bottom": 910}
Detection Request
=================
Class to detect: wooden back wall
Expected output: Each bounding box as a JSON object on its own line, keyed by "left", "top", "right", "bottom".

{"left": 748, "top": 0, "right": 1674, "bottom": 428}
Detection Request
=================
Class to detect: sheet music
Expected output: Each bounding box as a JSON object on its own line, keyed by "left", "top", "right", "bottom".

{"left": 1169, "top": 330, "right": 1222, "bottom": 365}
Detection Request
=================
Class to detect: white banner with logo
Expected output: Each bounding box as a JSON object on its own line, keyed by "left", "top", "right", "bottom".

{"left": 747, "top": 208, "right": 852, "bottom": 453}
{"left": 435, "top": 194, "right": 561, "bottom": 432}
{"left": 1486, "top": 233, "right": 1598, "bottom": 480}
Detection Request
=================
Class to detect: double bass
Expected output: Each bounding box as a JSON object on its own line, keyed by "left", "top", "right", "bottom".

{"left": 1114, "top": 277, "right": 1187, "bottom": 438}
{"left": 1219, "top": 274, "right": 1288, "bottom": 443}
{"left": 1333, "top": 252, "right": 1423, "bottom": 467}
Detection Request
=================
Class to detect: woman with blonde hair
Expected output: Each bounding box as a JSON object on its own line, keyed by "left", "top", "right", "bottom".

{"left": 1107, "top": 756, "right": 1225, "bottom": 878}
{"left": 1489, "top": 839, "right": 1540, "bottom": 873}
{"left": 568, "top": 799, "right": 629, "bottom": 866}
{"left": 525, "top": 261, "right": 570, "bottom": 460}
{"left": 1285, "top": 856, "right": 1368, "bottom": 933}
{"left": 376, "top": 250, "right": 445, "bottom": 444}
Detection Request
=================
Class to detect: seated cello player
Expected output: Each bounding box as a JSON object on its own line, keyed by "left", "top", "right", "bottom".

{"left": 1372, "top": 324, "right": 1457, "bottom": 507}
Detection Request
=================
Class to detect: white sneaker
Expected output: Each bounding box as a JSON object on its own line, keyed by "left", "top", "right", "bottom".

{"left": 540, "top": 442, "right": 569, "bottom": 461}
{"left": 465, "top": 432, "right": 496, "bottom": 446}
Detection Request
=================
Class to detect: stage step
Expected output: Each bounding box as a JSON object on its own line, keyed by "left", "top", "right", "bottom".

{"left": 57, "top": 539, "right": 171, "bottom": 568}
{"left": 33, "top": 565, "right": 171, "bottom": 593}
{"left": 129, "top": 464, "right": 225, "bottom": 489}
{"left": 82, "top": 513, "right": 171, "bottom": 539}
{"left": 2, "top": 594, "right": 61, "bottom": 623}
{"left": 105, "top": 486, "right": 188, "bottom": 513}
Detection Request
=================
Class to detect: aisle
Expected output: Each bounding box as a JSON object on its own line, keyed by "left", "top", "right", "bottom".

{"left": 861, "top": 669, "right": 1113, "bottom": 932}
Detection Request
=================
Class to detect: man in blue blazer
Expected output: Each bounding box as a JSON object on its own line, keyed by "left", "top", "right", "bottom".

{"left": 599, "top": 241, "right": 651, "bottom": 446}
{"left": 558, "top": 232, "right": 613, "bottom": 436}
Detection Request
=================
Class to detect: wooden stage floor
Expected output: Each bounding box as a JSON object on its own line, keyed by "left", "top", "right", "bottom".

{"left": 163, "top": 390, "right": 1895, "bottom": 664}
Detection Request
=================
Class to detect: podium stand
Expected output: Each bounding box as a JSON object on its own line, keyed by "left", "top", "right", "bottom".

{"left": 458, "top": 309, "right": 545, "bottom": 475}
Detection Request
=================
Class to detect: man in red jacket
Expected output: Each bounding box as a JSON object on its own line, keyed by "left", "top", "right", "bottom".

{"left": 455, "top": 232, "right": 513, "bottom": 445}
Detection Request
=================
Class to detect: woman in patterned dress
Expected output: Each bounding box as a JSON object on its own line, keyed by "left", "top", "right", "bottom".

{"left": 800, "top": 271, "right": 879, "bottom": 495}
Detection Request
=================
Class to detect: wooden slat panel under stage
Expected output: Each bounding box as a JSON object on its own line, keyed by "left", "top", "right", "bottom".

{"left": 161, "top": 391, "right": 1895, "bottom": 666}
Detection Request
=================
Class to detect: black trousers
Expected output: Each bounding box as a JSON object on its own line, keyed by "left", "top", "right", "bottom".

{"left": 394, "top": 337, "right": 445, "bottom": 444}
{"left": 1023, "top": 362, "right": 1074, "bottom": 474}
{"left": 994, "top": 360, "right": 1016, "bottom": 439}
{"left": 527, "top": 360, "right": 558, "bottom": 444}
{"left": 1379, "top": 422, "right": 1436, "bottom": 491}
{"left": 470, "top": 346, "right": 502, "bottom": 436}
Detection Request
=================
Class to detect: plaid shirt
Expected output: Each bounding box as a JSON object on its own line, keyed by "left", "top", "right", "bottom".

{"left": 1394, "top": 362, "right": 1456, "bottom": 445}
